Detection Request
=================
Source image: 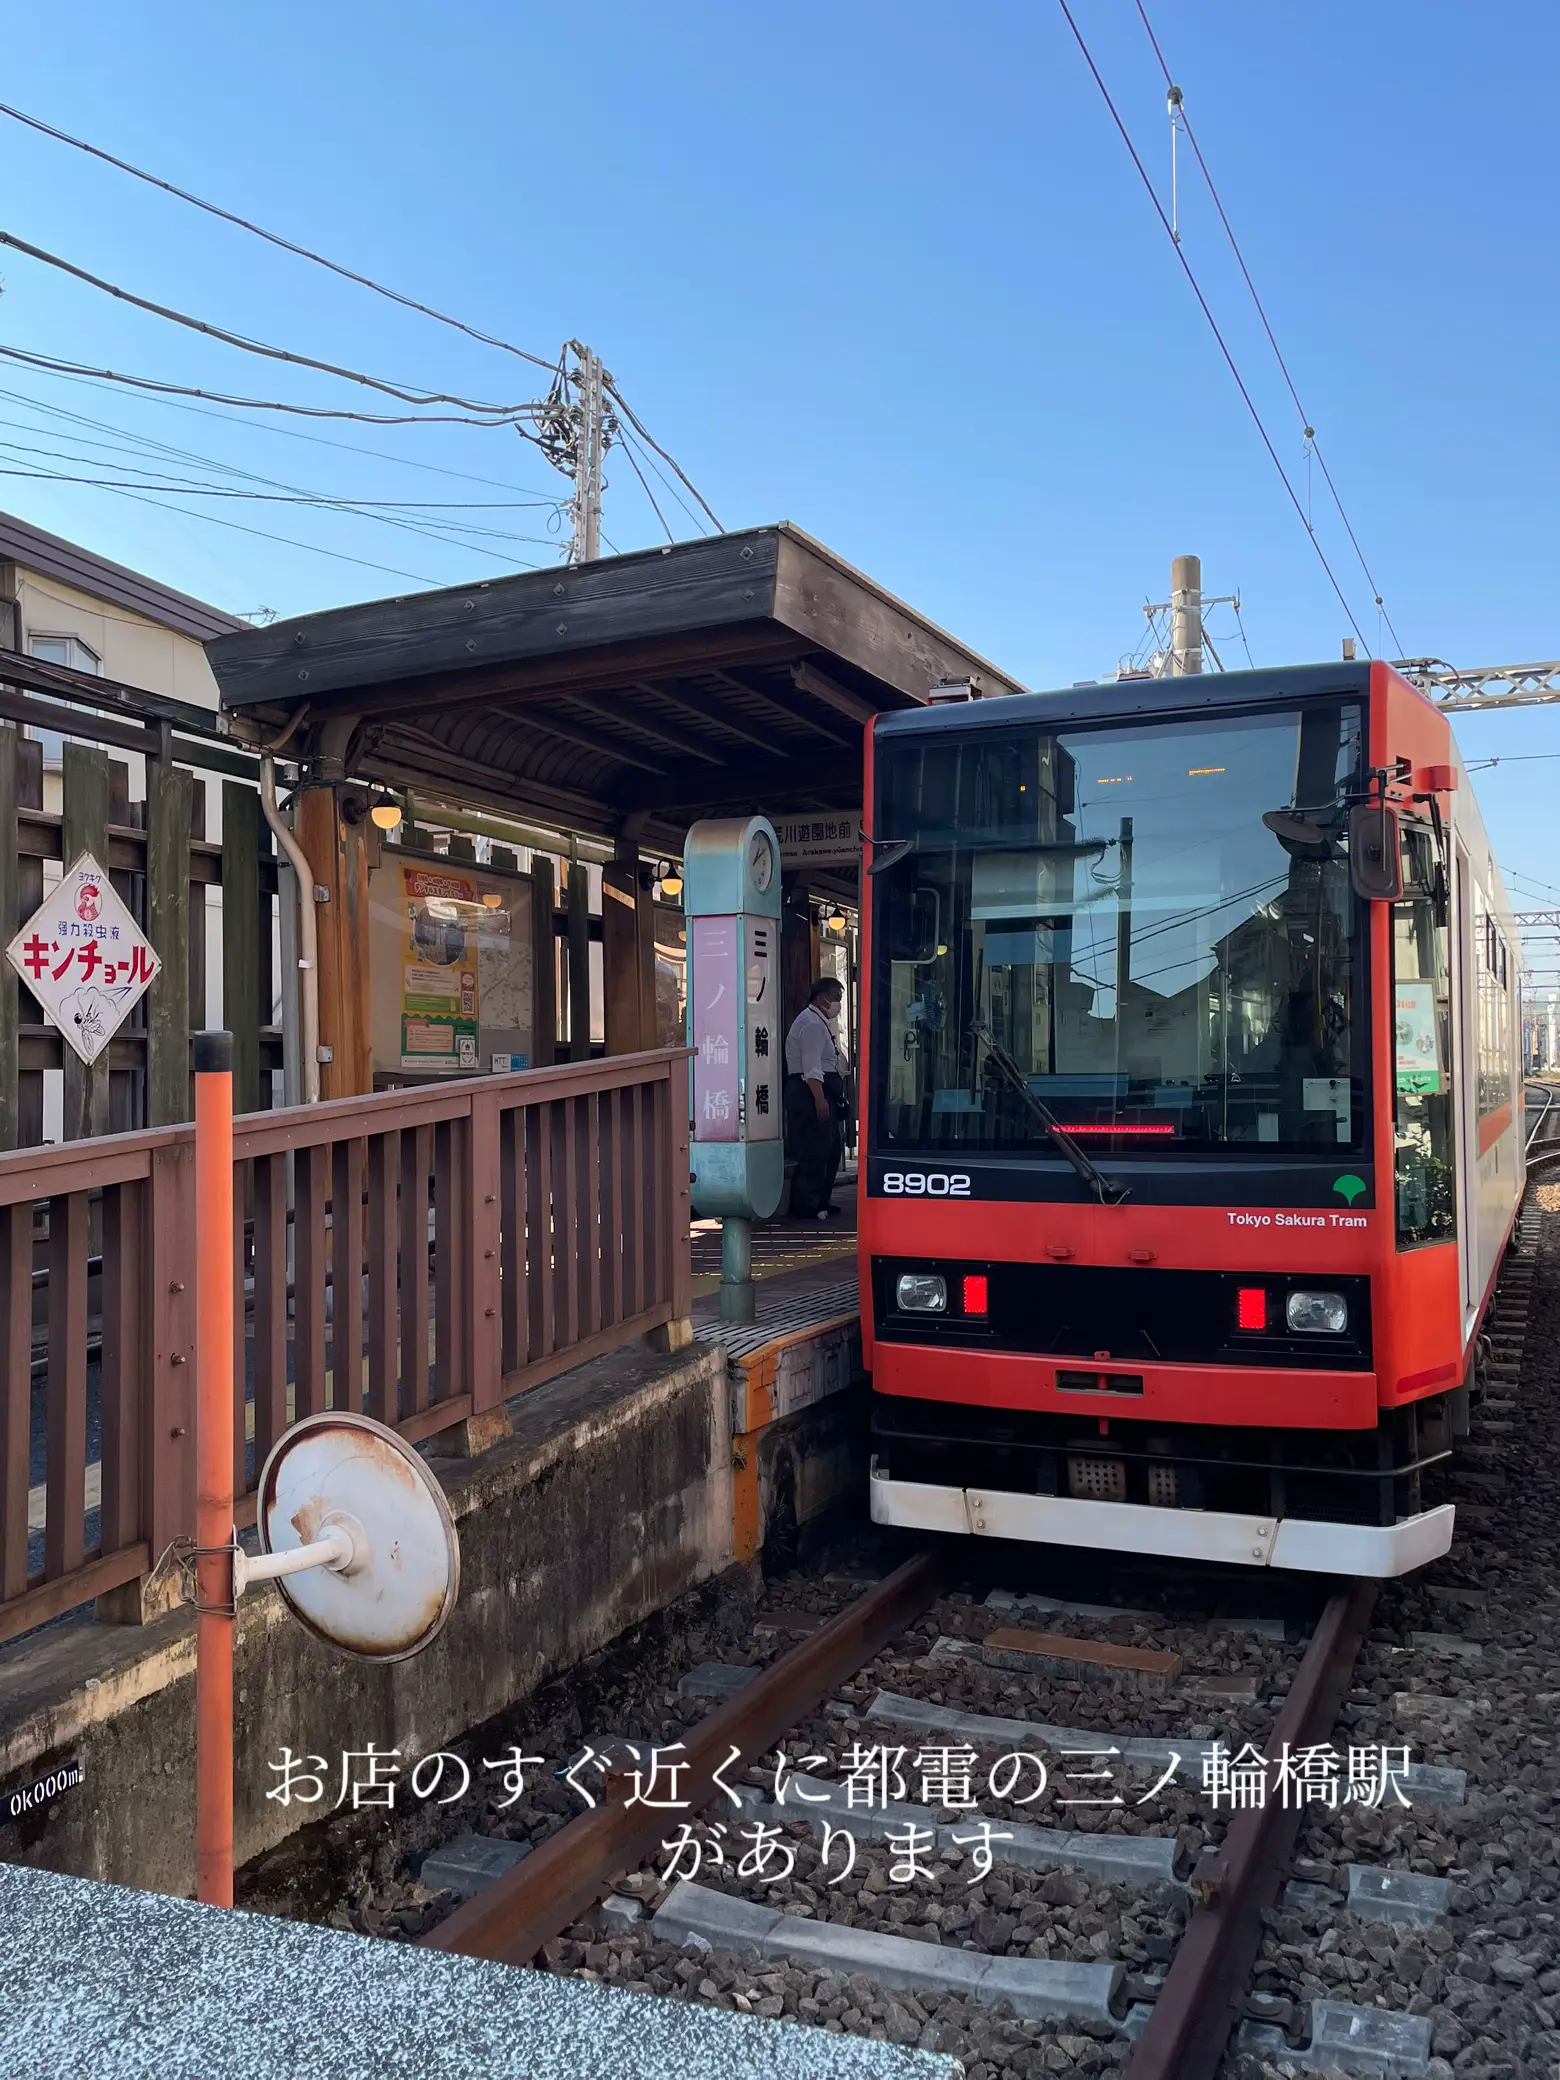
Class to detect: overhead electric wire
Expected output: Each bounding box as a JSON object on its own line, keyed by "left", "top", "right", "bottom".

{"left": 0, "top": 370, "right": 561, "bottom": 499}
{"left": 1130, "top": 0, "right": 1405, "bottom": 655}
{"left": 0, "top": 463, "right": 573, "bottom": 566}
{"left": 0, "top": 414, "right": 569, "bottom": 563}
{"left": 58, "top": 478, "right": 443, "bottom": 584}
{"left": 603, "top": 377, "right": 722, "bottom": 532}
{"left": 0, "top": 230, "right": 552, "bottom": 422}
{"left": 0, "top": 99, "right": 561, "bottom": 375}
{"left": 0, "top": 435, "right": 550, "bottom": 509}
{"left": 1054, "top": 0, "right": 1371, "bottom": 652}
{"left": 617, "top": 419, "right": 707, "bottom": 537}
{"left": 0, "top": 343, "right": 544, "bottom": 428}
{"left": 616, "top": 431, "right": 675, "bottom": 543}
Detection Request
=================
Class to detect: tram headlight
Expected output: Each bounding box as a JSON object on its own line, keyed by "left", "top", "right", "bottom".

{"left": 1286, "top": 1288, "right": 1348, "bottom": 1335}
{"left": 896, "top": 1272, "right": 947, "bottom": 1313}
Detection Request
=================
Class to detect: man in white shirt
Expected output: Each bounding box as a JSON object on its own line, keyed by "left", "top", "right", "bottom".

{"left": 784, "top": 976, "right": 846, "bottom": 1219}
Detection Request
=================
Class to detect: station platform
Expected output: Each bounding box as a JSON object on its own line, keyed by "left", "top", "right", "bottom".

{"left": 0, "top": 1862, "right": 956, "bottom": 2079}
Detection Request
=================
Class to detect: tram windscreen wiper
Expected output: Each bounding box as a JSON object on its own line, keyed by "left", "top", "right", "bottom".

{"left": 970, "top": 1022, "right": 1131, "bottom": 1206}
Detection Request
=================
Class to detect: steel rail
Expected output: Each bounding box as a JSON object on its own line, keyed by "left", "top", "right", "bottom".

{"left": 1125, "top": 1576, "right": 1378, "bottom": 2080}
{"left": 420, "top": 1546, "right": 945, "bottom": 1968}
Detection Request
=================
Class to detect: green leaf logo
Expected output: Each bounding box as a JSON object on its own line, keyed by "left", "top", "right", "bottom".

{"left": 1332, "top": 1174, "right": 1367, "bottom": 1205}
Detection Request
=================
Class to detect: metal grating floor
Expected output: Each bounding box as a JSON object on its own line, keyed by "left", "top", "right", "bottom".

{"left": 698, "top": 1278, "right": 860, "bottom": 1359}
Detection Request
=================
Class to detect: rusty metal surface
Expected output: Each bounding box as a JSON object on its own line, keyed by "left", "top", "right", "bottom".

{"left": 421, "top": 1547, "right": 945, "bottom": 1967}
{"left": 257, "top": 1412, "right": 460, "bottom": 1662}
{"left": 1124, "top": 1576, "right": 1379, "bottom": 2080}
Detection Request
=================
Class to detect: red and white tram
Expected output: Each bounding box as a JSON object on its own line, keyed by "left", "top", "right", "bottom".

{"left": 860, "top": 661, "right": 1523, "bottom": 1575}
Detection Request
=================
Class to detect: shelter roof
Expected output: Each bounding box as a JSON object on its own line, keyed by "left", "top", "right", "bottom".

{"left": 206, "top": 525, "right": 1025, "bottom": 845}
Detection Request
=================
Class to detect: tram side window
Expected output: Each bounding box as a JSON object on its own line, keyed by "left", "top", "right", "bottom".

{"left": 1393, "top": 826, "right": 1455, "bottom": 1248}
{"left": 1474, "top": 885, "right": 1513, "bottom": 1126}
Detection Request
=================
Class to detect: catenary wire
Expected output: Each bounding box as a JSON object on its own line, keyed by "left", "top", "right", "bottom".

{"left": 1131, "top": 0, "right": 1404, "bottom": 655}
{"left": 1054, "top": 0, "right": 1371, "bottom": 652}
{"left": 0, "top": 231, "right": 551, "bottom": 421}
{"left": 0, "top": 100, "right": 561, "bottom": 374}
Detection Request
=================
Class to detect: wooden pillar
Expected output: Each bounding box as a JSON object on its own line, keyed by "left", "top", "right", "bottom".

{"left": 62, "top": 744, "right": 111, "bottom": 1140}
{"left": 146, "top": 759, "right": 193, "bottom": 1126}
{"left": 0, "top": 725, "right": 18, "bottom": 1150}
{"left": 781, "top": 873, "right": 813, "bottom": 1047}
{"left": 603, "top": 836, "right": 644, "bottom": 1057}
{"left": 530, "top": 855, "right": 556, "bottom": 1067}
{"left": 297, "top": 787, "right": 374, "bottom": 1098}
{"left": 637, "top": 865, "right": 657, "bottom": 1048}
{"left": 567, "top": 860, "right": 591, "bottom": 1060}
{"left": 220, "top": 781, "right": 263, "bottom": 1116}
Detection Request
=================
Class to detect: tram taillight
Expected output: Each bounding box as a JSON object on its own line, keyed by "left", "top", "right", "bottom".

{"left": 1236, "top": 1287, "right": 1268, "bottom": 1332}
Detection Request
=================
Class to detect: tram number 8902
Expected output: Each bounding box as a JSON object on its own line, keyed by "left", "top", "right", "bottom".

{"left": 881, "top": 1172, "right": 972, "bottom": 1197}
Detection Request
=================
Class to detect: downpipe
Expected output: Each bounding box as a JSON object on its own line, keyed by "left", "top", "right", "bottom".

{"left": 259, "top": 753, "right": 321, "bottom": 1105}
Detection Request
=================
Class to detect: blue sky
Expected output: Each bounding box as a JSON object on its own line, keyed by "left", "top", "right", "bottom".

{"left": 2, "top": 1, "right": 1557, "bottom": 943}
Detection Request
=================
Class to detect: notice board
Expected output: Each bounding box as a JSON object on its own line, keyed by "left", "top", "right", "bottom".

{"left": 369, "top": 855, "right": 534, "bottom": 1078}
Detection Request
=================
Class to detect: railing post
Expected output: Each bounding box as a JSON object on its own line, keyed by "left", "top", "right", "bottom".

{"left": 433, "top": 1085, "right": 508, "bottom": 1456}
{"left": 98, "top": 1136, "right": 196, "bottom": 1624}
{"left": 647, "top": 1056, "right": 694, "bottom": 1353}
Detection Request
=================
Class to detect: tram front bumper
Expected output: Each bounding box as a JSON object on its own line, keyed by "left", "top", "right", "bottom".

{"left": 868, "top": 1458, "right": 1455, "bottom": 1578}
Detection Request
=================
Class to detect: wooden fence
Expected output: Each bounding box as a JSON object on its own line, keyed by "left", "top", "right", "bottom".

{"left": 0, "top": 1046, "right": 692, "bottom": 1646}
{"left": 0, "top": 721, "right": 282, "bottom": 1146}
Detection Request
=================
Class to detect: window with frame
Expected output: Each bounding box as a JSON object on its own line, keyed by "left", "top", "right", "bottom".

{"left": 26, "top": 634, "right": 101, "bottom": 772}
{"left": 1392, "top": 823, "right": 1455, "bottom": 1248}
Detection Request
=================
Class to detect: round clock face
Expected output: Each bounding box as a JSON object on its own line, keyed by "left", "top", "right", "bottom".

{"left": 748, "top": 830, "right": 774, "bottom": 892}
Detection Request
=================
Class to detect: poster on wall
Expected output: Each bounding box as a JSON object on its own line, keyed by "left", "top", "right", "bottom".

{"left": 369, "top": 856, "right": 534, "bottom": 1078}
{"left": 1394, "top": 978, "right": 1445, "bottom": 1094}
{"left": 398, "top": 866, "right": 480, "bottom": 1070}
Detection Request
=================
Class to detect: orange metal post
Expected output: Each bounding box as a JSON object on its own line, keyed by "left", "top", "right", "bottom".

{"left": 193, "top": 1030, "right": 235, "bottom": 1907}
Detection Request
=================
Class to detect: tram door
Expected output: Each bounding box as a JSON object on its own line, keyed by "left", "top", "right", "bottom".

{"left": 1453, "top": 844, "right": 1479, "bottom": 1330}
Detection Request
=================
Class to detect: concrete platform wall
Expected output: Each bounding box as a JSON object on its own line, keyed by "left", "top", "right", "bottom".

{"left": 0, "top": 1338, "right": 733, "bottom": 1896}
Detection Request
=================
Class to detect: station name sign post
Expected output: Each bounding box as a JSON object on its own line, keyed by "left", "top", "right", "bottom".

{"left": 685, "top": 816, "right": 783, "bottom": 1324}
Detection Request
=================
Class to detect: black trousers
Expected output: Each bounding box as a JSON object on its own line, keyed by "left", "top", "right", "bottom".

{"left": 784, "top": 1073, "right": 843, "bottom": 1216}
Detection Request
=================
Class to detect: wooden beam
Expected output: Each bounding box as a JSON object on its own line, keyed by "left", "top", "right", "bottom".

{"left": 564, "top": 690, "right": 727, "bottom": 763}
{"left": 772, "top": 528, "right": 1025, "bottom": 704}
{"left": 790, "top": 657, "right": 878, "bottom": 725}
{"left": 408, "top": 709, "right": 666, "bottom": 776}
{"left": 713, "top": 666, "right": 850, "bottom": 746}
{"left": 614, "top": 745, "right": 863, "bottom": 817}
{"left": 239, "top": 623, "right": 809, "bottom": 728}
{"left": 208, "top": 531, "right": 784, "bottom": 711}
{"left": 632, "top": 679, "right": 775, "bottom": 755}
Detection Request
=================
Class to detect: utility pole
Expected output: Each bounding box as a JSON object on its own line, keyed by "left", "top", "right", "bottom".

{"left": 569, "top": 345, "right": 606, "bottom": 564}
{"left": 1170, "top": 553, "right": 1203, "bottom": 676}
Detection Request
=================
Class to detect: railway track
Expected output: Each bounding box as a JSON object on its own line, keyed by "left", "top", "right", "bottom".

{"left": 342, "top": 1139, "right": 1555, "bottom": 2077}
{"left": 403, "top": 1543, "right": 1376, "bottom": 2073}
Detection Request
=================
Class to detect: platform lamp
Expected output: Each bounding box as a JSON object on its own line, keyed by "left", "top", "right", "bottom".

{"left": 683, "top": 818, "right": 783, "bottom": 1323}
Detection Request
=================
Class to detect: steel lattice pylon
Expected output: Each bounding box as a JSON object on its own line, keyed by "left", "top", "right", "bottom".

{"left": 1395, "top": 659, "right": 1560, "bottom": 712}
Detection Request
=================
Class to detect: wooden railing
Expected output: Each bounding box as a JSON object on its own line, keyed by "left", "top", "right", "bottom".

{"left": 0, "top": 1048, "right": 692, "bottom": 1647}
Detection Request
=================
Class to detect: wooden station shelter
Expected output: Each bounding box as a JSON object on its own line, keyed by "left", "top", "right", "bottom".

{"left": 206, "top": 525, "right": 1024, "bottom": 1097}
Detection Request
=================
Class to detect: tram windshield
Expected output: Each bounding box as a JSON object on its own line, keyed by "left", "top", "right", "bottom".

{"left": 872, "top": 700, "right": 1368, "bottom": 1155}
